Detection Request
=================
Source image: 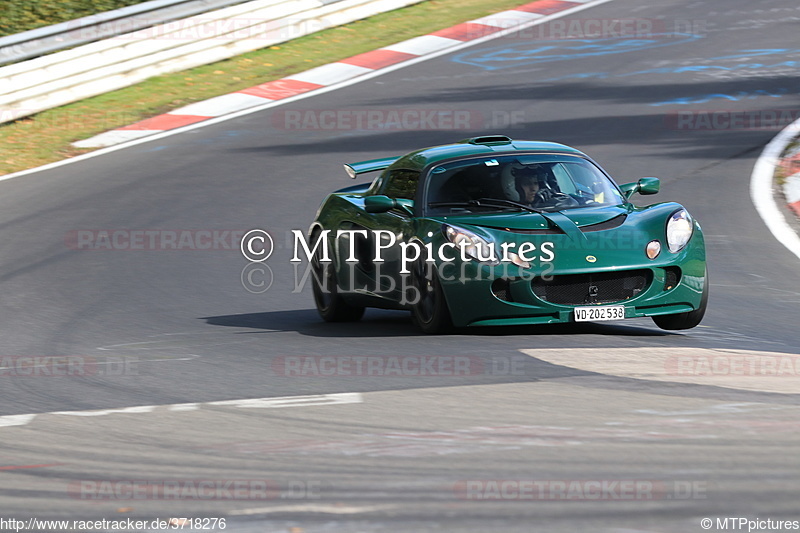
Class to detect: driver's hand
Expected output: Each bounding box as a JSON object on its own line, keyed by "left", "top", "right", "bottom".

{"left": 534, "top": 189, "right": 577, "bottom": 208}
{"left": 533, "top": 189, "right": 555, "bottom": 204}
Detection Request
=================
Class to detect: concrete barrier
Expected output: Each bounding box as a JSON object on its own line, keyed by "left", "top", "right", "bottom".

{"left": 0, "top": 0, "right": 424, "bottom": 124}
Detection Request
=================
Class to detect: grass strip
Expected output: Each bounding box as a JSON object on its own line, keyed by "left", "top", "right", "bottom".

{"left": 0, "top": 0, "right": 529, "bottom": 176}
{"left": 0, "top": 0, "right": 154, "bottom": 37}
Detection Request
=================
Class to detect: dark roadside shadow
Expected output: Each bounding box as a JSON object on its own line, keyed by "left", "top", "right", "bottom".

{"left": 201, "top": 308, "right": 676, "bottom": 338}
{"left": 231, "top": 75, "right": 800, "bottom": 162}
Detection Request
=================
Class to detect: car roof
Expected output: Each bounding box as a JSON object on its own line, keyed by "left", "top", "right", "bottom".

{"left": 389, "top": 136, "right": 588, "bottom": 171}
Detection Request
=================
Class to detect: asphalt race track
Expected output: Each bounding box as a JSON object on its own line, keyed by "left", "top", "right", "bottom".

{"left": 1, "top": 0, "right": 799, "bottom": 531}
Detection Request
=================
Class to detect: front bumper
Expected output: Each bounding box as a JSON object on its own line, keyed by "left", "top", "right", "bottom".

{"left": 438, "top": 234, "right": 706, "bottom": 328}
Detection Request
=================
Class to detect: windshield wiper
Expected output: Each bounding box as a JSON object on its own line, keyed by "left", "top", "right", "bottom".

{"left": 430, "top": 198, "right": 576, "bottom": 235}
{"left": 428, "top": 199, "right": 519, "bottom": 211}
{"left": 429, "top": 198, "right": 548, "bottom": 214}
{"left": 473, "top": 197, "right": 546, "bottom": 214}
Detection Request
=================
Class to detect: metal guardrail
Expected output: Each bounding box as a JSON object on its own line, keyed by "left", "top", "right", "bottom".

{"left": 0, "top": 0, "right": 424, "bottom": 124}
{"left": 0, "top": 0, "right": 256, "bottom": 66}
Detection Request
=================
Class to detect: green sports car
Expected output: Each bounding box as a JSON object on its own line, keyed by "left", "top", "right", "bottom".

{"left": 307, "top": 135, "right": 707, "bottom": 333}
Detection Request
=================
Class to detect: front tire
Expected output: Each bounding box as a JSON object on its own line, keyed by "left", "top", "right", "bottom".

{"left": 311, "top": 232, "right": 364, "bottom": 322}
{"left": 410, "top": 260, "right": 453, "bottom": 334}
{"left": 652, "top": 270, "right": 708, "bottom": 330}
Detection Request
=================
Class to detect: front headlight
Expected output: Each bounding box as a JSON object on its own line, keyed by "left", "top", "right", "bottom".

{"left": 443, "top": 225, "right": 499, "bottom": 265}
{"left": 666, "top": 209, "right": 693, "bottom": 253}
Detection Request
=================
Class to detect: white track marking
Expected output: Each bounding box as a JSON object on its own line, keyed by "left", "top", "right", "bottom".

{"left": 168, "top": 403, "right": 200, "bottom": 411}
{"left": 750, "top": 118, "right": 800, "bottom": 260}
{"left": 72, "top": 129, "right": 156, "bottom": 148}
{"left": 383, "top": 35, "right": 462, "bottom": 55}
{"left": 0, "top": 414, "right": 37, "bottom": 427}
{"left": 53, "top": 405, "right": 157, "bottom": 416}
{"left": 229, "top": 503, "right": 398, "bottom": 515}
{"left": 208, "top": 393, "right": 362, "bottom": 409}
{"left": 0, "top": 393, "right": 363, "bottom": 428}
{"left": 286, "top": 62, "right": 373, "bottom": 85}
{"left": 0, "top": 0, "right": 614, "bottom": 183}
{"left": 471, "top": 10, "right": 545, "bottom": 27}
{"left": 169, "top": 93, "right": 269, "bottom": 117}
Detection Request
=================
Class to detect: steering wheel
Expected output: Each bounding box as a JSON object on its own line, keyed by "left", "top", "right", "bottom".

{"left": 535, "top": 191, "right": 579, "bottom": 209}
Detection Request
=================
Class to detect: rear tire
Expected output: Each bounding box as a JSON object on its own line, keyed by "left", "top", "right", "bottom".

{"left": 652, "top": 269, "right": 708, "bottom": 330}
{"left": 410, "top": 260, "right": 453, "bottom": 334}
{"left": 311, "top": 232, "right": 364, "bottom": 322}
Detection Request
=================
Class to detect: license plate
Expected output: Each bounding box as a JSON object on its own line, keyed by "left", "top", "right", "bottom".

{"left": 574, "top": 305, "right": 625, "bottom": 322}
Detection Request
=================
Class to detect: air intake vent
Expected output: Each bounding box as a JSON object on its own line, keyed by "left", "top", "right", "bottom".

{"left": 484, "top": 225, "right": 563, "bottom": 235}
{"left": 491, "top": 278, "right": 515, "bottom": 302}
{"left": 580, "top": 215, "right": 627, "bottom": 232}
{"left": 663, "top": 267, "right": 681, "bottom": 291}
{"left": 532, "top": 270, "right": 651, "bottom": 305}
{"left": 463, "top": 135, "right": 513, "bottom": 146}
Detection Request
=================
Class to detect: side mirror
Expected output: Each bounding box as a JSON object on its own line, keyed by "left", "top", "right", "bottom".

{"left": 364, "top": 195, "right": 414, "bottom": 215}
{"left": 637, "top": 177, "right": 660, "bottom": 195}
{"left": 620, "top": 177, "right": 660, "bottom": 199}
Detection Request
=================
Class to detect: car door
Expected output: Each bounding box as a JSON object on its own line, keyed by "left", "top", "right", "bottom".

{"left": 351, "top": 168, "right": 420, "bottom": 302}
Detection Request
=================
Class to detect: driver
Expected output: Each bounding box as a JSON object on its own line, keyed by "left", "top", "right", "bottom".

{"left": 513, "top": 164, "right": 557, "bottom": 207}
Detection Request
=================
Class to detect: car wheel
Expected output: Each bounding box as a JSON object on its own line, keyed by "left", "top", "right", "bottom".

{"left": 410, "top": 260, "right": 453, "bottom": 334}
{"left": 652, "top": 269, "right": 708, "bottom": 330}
{"left": 311, "top": 232, "right": 365, "bottom": 322}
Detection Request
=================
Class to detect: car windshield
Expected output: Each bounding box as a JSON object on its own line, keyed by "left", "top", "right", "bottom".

{"left": 425, "top": 154, "right": 625, "bottom": 215}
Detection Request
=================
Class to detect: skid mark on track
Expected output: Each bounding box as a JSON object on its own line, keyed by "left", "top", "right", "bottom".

{"left": 200, "top": 424, "right": 716, "bottom": 458}
{"left": 97, "top": 331, "right": 261, "bottom": 352}
{"left": 0, "top": 462, "right": 65, "bottom": 470}
{"left": 688, "top": 326, "right": 788, "bottom": 347}
{"left": 633, "top": 403, "right": 797, "bottom": 416}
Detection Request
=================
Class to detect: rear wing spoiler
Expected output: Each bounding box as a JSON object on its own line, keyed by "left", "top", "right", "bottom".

{"left": 343, "top": 157, "right": 399, "bottom": 179}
